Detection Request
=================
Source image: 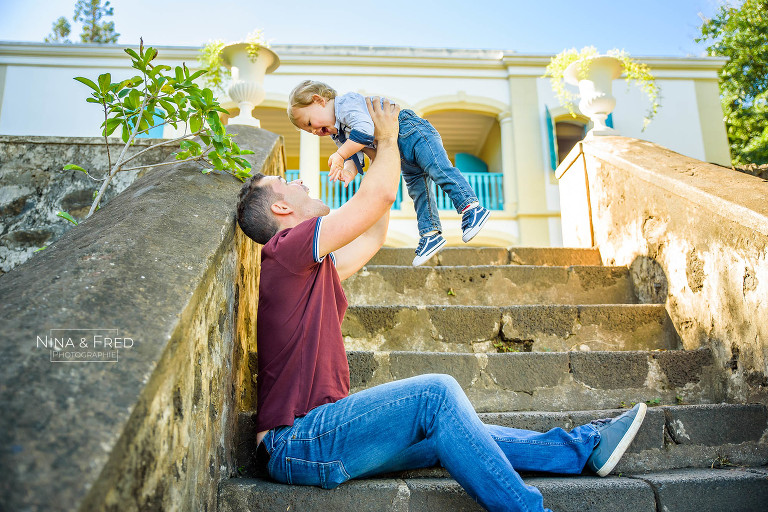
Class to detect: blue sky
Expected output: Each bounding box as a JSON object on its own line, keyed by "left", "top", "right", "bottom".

{"left": 1, "top": 0, "right": 725, "bottom": 56}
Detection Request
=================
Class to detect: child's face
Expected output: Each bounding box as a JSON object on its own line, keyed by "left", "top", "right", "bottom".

{"left": 292, "top": 96, "right": 337, "bottom": 136}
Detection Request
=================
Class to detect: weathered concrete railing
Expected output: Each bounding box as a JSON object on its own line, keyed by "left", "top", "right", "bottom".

{"left": 558, "top": 137, "right": 768, "bottom": 403}
{"left": 0, "top": 126, "right": 284, "bottom": 511}
{"left": 0, "top": 136, "right": 177, "bottom": 275}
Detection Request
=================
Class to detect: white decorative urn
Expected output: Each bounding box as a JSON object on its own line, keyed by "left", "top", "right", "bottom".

{"left": 564, "top": 55, "right": 622, "bottom": 136}
{"left": 221, "top": 43, "right": 280, "bottom": 127}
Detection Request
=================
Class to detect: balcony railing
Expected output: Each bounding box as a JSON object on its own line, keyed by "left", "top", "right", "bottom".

{"left": 434, "top": 172, "right": 504, "bottom": 211}
{"left": 285, "top": 170, "right": 503, "bottom": 211}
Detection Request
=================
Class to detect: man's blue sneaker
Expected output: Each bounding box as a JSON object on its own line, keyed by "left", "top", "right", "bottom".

{"left": 461, "top": 205, "right": 490, "bottom": 243}
{"left": 586, "top": 403, "right": 647, "bottom": 477}
{"left": 413, "top": 233, "right": 446, "bottom": 266}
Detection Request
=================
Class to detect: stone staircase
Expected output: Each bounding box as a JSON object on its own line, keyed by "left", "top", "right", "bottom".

{"left": 220, "top": 247, "right": 768, "bottom": 511}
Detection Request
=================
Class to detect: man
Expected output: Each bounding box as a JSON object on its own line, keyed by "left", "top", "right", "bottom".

{"left": 236, "top": 98, "right": 646, "bottom": 512}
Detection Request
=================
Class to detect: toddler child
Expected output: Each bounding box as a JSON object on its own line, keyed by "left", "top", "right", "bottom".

{"left": 288, "top": 80, "right": 490, "bottom": 266}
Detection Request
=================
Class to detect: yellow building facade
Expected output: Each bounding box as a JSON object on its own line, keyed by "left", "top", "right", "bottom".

{"left": 0, "top": 42, "right": 730, "bottom": 247}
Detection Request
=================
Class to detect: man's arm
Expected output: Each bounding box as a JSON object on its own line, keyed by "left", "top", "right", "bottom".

{"left": 317, "top": 98, "right": 400, "bottom": 268}
{"left": 332, "top": 209, "right": 389, "bottom": 280}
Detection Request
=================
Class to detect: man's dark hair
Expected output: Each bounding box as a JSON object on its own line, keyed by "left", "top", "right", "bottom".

{"left": 237, "top": 173, "right": 282, "bottom": 245}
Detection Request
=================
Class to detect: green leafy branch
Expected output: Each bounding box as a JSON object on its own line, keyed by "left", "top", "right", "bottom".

{"left": 60, "top": 39, "right": 253, "bottom": 223}
{"left": 198, "top": 39, "right": 229, "bottom": 93}
{"left": 697, "top": 0, "right": 768, "bottom": 166}
{"left": 244, "top": 29, "right": 268, "bottom": 62}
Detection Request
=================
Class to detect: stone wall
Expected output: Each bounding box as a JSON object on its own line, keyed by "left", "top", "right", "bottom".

{"left": 558, "top": 137, "right": 768, "bottom": 404}
{"left": 0, "top": 126, "right": 284, "bottom": 511}
{"left": 0, "top": 135, "right": 177, "bottom": 275}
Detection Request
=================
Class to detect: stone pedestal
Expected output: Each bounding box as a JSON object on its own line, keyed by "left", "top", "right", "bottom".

{"left": 564, "top": 56, "right": 622, "bottom": 137}
{"left": 221, "top": 43, "right": 280, "bottom": 127}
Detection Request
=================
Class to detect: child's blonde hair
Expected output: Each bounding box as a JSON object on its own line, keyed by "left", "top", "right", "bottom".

{"left": 287, "top": 80, "right": 337, "bottom": 125}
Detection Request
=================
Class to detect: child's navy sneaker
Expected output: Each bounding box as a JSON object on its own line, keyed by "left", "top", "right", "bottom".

{"left": 461, "top": 205, "right": 490, "bottom": 243}
{"left": 412, "top": 233, "right": 446, "bottom": 266}
{"left": 586, "top": 403, "right": 647, "bottom": 477}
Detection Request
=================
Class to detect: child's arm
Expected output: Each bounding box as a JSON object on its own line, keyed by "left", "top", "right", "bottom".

{"left": 338, "top": 140, "right": 366, "bottom": 160}
{"left": 331, "top": 149, "right": 376, "bottom": 183}
{"left": 329, "top": 139, "right": 366, "bottom": 181}
{"left": 330, "top": 148, "right": 377, "bottom": 183}
{"left": 328, "top": 152, "right": 345, "bottom": 176}
{"left": 328, "top": 154, "right": 359, "bottom": 181}
{"left": 329, "top": 140, "right": 366, "bottom": 172}
{"left": 328, "top": 158, "right": 358, "bottom": 185}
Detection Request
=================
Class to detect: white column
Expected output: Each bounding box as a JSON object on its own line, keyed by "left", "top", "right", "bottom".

{"left": 498, "top": 112, "right": 518, "bottom": 215}
{"left": 299, "top": 131, "right": 320, "bottom": 199}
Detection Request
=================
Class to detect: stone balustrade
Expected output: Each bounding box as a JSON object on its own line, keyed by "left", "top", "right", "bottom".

{"left": 0, "top": 135, "right": 176, "bottom": 275}
{"left": 558, "top": 137, "right": 768, "bottom": 403}
{"left": 0, "top": 126, "right": 283, "bottom": 511}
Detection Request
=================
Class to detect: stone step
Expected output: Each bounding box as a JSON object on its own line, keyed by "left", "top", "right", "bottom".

{"left": 478, "top": 404, "right": 768, "bottom": 474}
{"left": 369, "top": 247, "right": 603, "bottom": 267}
{"left": 346, "top": 348, "right": 722, "bottom": 412}
{"left": 234, "top": 404, "right": 768, "bottom": 479}
{"left": 219, "top": 467, "right": 768, "bottom": 512}
{"left": 342, "top": 304, "right": 680, "bottom": 353}
{"left": 344, "top": 265, "right": 640, "bottom": 306}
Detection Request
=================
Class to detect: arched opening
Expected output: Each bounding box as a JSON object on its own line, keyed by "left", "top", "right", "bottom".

{"left": 554, "top": 119, "right": 587, "bottom": 165}
{"left": 421, "top": 110, "right": 504, "bottom": 210}
{"left": 545, "top": 106, "right": 590, "bottom": 170}
{"left": 221, "top": 103, "right": 505, "bottom": 211}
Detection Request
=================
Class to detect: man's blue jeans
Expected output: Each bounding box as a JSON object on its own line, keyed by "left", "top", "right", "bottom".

{"left": 397, "top": 110, "right": 479, "bottom": 236}
{"left": 262, "top": 374, "right": 600, "bottom": 512}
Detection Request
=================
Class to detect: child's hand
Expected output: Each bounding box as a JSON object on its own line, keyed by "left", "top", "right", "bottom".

{"left": 339, "top": 160, "right": 358, "bottom": 187}
{"left": 328, "top": 152, "right": 344, "bottom": 179}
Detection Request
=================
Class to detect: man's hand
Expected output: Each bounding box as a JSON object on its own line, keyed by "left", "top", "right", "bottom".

{"left": 366, "top": 97, "right": 400, "bottom": 143}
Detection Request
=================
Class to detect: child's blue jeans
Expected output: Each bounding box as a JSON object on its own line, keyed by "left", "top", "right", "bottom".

{"left": 262, "top": 374, "right": 600, "bottom": 512}
{"left": 397, "top": 110, "right": 479, "bottom": 236}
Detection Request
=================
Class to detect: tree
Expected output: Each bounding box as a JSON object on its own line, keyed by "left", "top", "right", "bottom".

{"left": 43, "top": 1, "right": 118, "bottom": 45}
{"left": 698, "top": 0, "right": 768, "bottom": 166}
{"left": 44, "top": 16, "right": 72, "bottom": 44}
{"left": 74, "top": 0, "right": 119, "bottom": 43}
